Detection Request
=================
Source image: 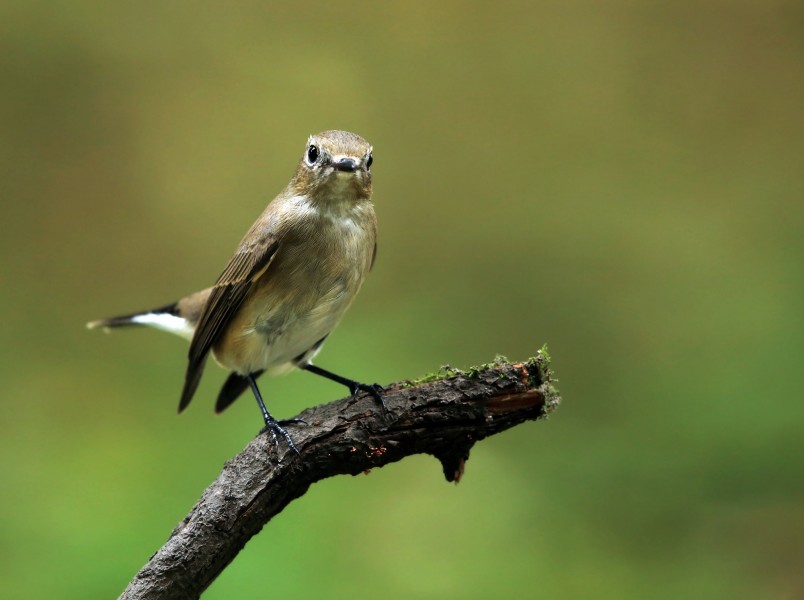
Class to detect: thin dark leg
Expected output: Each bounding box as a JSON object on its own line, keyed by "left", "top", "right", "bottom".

{"left": 247, "top": 374, "right": 300, "bottom": 456}
{"left": 302, "top": 364, "right": 385, "bottom": 410}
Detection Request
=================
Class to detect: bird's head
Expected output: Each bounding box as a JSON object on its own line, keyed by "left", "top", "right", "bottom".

{"left": 290, "top": 130, "right": 373, "bottom": 201}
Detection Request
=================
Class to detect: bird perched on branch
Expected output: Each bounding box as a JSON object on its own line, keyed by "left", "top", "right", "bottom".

{"left": 88, "top": 130, "right": 383, "bottom": 453}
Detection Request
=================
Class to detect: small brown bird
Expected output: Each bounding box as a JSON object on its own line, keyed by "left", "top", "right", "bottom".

{"left": 88, "top": 130, "right": 382, "bottom": 453}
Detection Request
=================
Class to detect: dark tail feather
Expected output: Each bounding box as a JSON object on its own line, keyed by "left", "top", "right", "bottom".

{"left": 215, "top": 370, "right": 264, "bottom": 413}
{"left": 86, "top": 302, "right": 179, "bottom": 330}
{"left": 178, "top": 355, "right": 207, "bottom": 413}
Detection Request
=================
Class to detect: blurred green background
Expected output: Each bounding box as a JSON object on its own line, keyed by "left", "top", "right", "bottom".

{"left": 2, "top": 1, "right": 802, "bottom": 598}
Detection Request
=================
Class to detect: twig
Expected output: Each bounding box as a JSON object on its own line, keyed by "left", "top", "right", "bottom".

{"left": 119, "top": 351, "right": 561, "bottom": 599}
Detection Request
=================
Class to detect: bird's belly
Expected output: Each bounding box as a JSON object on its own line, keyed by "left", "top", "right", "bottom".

{"left": 212, "top": 278, "right": 358, "bottom": 375}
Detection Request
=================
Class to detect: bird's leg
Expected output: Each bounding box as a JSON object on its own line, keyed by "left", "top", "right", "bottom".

{"left": 247, "top": 374, "right": 300, "bottom": 455}
{"left": 301, "top": 364, "right": 385, "bottom": 410}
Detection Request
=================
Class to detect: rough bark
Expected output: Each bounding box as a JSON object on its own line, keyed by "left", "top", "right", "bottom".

{"left": 120, "top": 352, "right": 561, "bottom": 599}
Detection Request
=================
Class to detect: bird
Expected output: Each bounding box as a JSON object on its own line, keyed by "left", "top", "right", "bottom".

{"left": 88, "top": 130, "right": 383, "bottom": 454}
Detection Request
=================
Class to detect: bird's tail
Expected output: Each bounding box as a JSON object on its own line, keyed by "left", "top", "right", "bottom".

{"left": 86, "top": 301, "right": 193, "bottom": 340}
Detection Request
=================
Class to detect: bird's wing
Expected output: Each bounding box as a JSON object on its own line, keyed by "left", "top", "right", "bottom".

{"left": 178, "top": 232, "right": 280, "bottom": 412}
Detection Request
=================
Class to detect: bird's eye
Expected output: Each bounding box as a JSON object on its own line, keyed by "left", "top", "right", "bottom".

{"left": 366, "top": 154, "right": 373, "bottom": 169}
{"left": 306, "top": 145, "right": 319, "bottom": 164}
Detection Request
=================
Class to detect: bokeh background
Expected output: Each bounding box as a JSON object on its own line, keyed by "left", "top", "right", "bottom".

{"left": 2, "top": 1, "right": 802, "bottom": 598}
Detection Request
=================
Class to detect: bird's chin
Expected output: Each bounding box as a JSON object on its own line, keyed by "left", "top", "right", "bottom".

{"left": 325, "top": 172, "right": 365, "bottom": 196}
{"left": 333, "top": 168, "right": 360, "bottom": 181}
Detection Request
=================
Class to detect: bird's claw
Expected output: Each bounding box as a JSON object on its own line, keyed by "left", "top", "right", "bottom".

{"left": 260, "top": 419, "right": 301, "bottom": 456}
{"left": 350, "top": 382, "right": 386, "bottom": 411}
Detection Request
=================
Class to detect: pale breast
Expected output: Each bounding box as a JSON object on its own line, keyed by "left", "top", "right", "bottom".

{"left": 212, "top": 201, "right": 375, "bottom": 375}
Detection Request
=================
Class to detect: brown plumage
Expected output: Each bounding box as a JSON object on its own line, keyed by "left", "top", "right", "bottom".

{"left": 88, "top": 131, "right": 381, "bottom": 451}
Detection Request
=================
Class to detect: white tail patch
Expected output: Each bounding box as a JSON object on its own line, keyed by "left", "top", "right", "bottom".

{"left": 132, "top": 313, "right": 195, "bottom": 340}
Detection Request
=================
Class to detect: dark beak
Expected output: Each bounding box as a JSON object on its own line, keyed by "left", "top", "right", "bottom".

{"left": 334, "top": 158, "right": 357, "bottom": 172}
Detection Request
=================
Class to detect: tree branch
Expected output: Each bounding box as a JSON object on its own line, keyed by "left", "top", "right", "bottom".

{"left": 119, "top": 351, "right": 561, "bottom": 599}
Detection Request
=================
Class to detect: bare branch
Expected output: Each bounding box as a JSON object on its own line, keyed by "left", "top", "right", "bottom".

{"left": 119, "top": 352, "right": 561, "bottom": 599}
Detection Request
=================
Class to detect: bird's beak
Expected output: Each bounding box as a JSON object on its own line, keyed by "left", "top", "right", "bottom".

{"left": 333, "top": 158, "right": 358, "bottom": 173}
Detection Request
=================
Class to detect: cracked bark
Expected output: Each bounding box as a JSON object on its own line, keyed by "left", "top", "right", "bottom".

{"left": 119, "top": 352, "right": 561, "bottom": 599}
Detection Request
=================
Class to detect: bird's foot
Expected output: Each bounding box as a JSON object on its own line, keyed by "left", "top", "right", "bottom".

{"left": 277, "top": 417, "right": 308, "bottom": 426}
{"left": 301, "top": 364, "right": 386, "bottom": 412}
{"left": 349, "top": 382, "right": 386, "bottom": 411}
{"left": 260, "top": 418, "right": 300, "bottom": 456}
